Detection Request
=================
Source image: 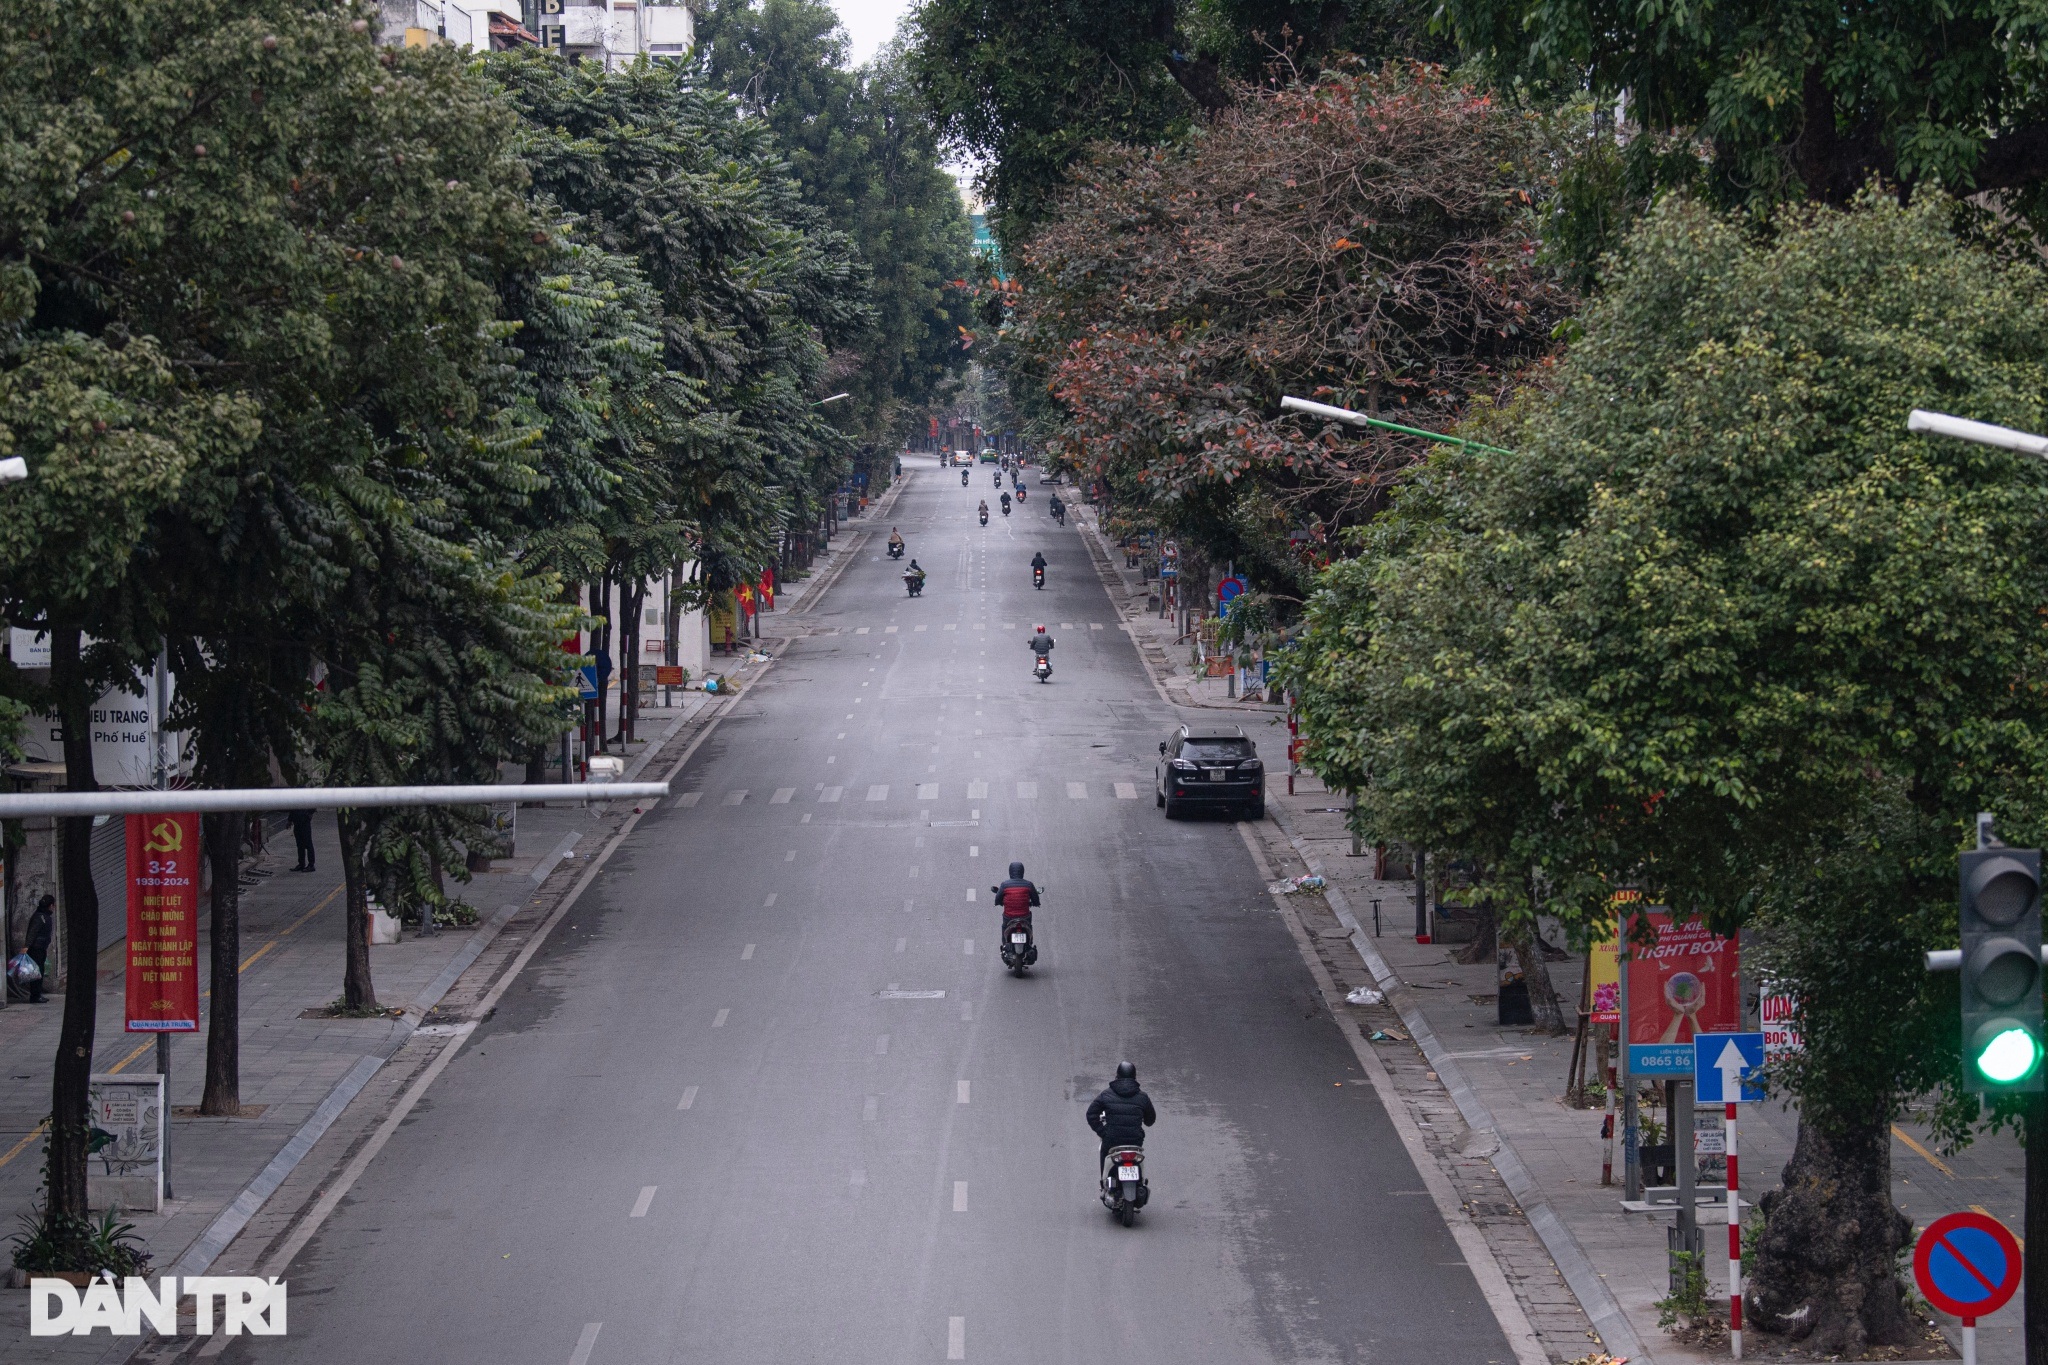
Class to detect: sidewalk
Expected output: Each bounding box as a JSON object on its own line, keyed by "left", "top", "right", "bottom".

{"left": 1073, "top": 500, "right": 2018, "bottom": 1363}
{"left": 0, "top": 678, "right": 758, "bottom": 1359}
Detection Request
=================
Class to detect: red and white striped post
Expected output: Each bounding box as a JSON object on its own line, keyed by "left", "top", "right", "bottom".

{"left": 1726, "top": 1100, "right": 1742, "bottom": 1357}
{"left": 1287, "top": 708, "right": 1299, "bottom": 795}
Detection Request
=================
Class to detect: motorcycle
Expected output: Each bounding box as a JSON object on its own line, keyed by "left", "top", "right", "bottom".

{"left": 961, "top": 469, "right": 970, "bottom": 486}
{"left": 1016, "top": 486, "right": 1026, "bottom": 503}
{"left": 1034, "top": 654, "right": 1052, "bottom": 683}
{"left": 979, "top": 508, "right": 989, "bottom": 526}
{"left": 904, "top": 571, "right": 925, "bottom": 597}
{"left": 996, "top": 908, "right": 1037, "bottom": 975}
{"left": 1033, "top": 565, "right": 1045, "bottom": 590}
{"left": 1001, "top": 501, "right": 1011, "bottom": 518}
{"left": 1052, "top": 504, "right": 1066, "bottom": 526}
{"left": 888, "top": 541, "right": 905, "bottom": 560}
{"left": 1100, "top": 1145, "right": 1149, "bottom": 1227}
{"left": 993, "top": 471, "right": 1002, "bottom": 488}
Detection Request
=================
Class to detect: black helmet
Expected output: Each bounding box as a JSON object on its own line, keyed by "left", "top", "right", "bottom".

{"left": 1008, "top": 861, "right": 1025, "bottom": 879}
{"left": 1116, "top": 1061, "right": 1137, "bottom": 1081}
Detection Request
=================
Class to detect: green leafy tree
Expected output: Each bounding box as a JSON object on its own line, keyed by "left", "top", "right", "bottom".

{"left": 1287, "top": 192, "right": 2048, "bottom": 1352}
{"left": 1443, "top": 0, "right": 2048, "bottom": 222}
{"left": 695, "top": 0, "right": 978, "bottom": 447}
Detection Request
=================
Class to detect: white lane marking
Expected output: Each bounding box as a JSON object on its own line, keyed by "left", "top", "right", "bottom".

{"left": 827, "top": 756, "right": 836, "bottom": 764}
{"left": 960, "top": 1000, "right": 973, "bottom": 1021}
{"left": 1016, "top": 781, "right": 1037, "bottom": 798}
{"left": 909, "top": 866, "right": 920, "bottom": 879}
{"left": 969, "top": 846, "right": 979, "bottom": 857}
{"left": 948, "top": 1318, "right": 965, "bottom": 1360}
{"left": 851, "top": 1167, "right": 867, "bottom": 1189}
{"left": 724, "top": 790, "right": 748, "bottom": 805}
{"left": 963, "top": 938, "right": 974, "bottom": 956}
{"left": 1000, "top": 622, "right": 1014, "bottom": 629}
{"left": 836, "top": 732, "right": 846, "bottom": 738}
{"left": 630, "top": 1186, "right": 657, "bottom": 1218}
{"left": 785, "top": 850, "right": 796, "bottom": 861}
{"left": 973, "top": 623, "right": 985, "bottom": 630}
{"left": 1115, "top": 782, "right": 1138, "bottom": 799}
{"left": 944, "top": 624, "right": 957, "bottom": 630}
{"left": 953, "top": 1181, "right": 968, "bottom": 1212}
{"left": 1059, "top": 621, "right": 1073, "bottom": 629}
{"left": 957, "top": 1079, "right": 971, "bottom": 1104}
{"left": 741, "top": 944, "right": 755, "bottom": 960}
{"left": 967, "top": 781, "right": 988, "bottom": 798}
{"left": 676, "top": 792, "right": 703, "bottom": 808}
{"left": 678, "top": 1086, "right": 698, "bottom": 1110}
{"left": 713, "top": 1008, "right": 730, "bottom": 1028}
{"left": 885, "top": 626, "right": 899, "bottom": 634}
{"left": 863, "top": 1095, "right": 879, "bottom": 1121}
{"left": 965, "top": 888, "right": 975, "bottom": 902}
{"left": 1066, "top": 782, "right": 1087, "bottom": 799}
{"left": 895, "top": 937, "right": 907, "bottom": 953}
{"left": 761, "top": 892, "right": 778, "bottom": 907}
{"left": 801, "top": 813, "right": 813, "bottom": 824}
{"left": 856, "top": 627, "right": 870, "bottom": 634}
{"left": 903, "top": 898, "right": 914, "bottom": 911}
{"left": 820, "top": 786, "right": 843, "bottom": 802}
{"left": 569, "top": 1323, "right": 603, "bottom": 1365}
{"left": 918, "top": 782, "right": 939, "bottom": 800}
{"left": 914, "top": 624, "right": 928, "bottom": 632}
{"left": 1090, "top": 622, "right": 1104, "bottom": 630}
{"left": 855, "top": 698, "right": 863, "bottom": 704}
{"left": 877, "top": 1034, "right": 890, "bottom": 1055}
{"left": 867, "top": 784, "right": 889, "bottom": 801}
{"left": 770, "top": 787, "right": 795, "bottom": 804}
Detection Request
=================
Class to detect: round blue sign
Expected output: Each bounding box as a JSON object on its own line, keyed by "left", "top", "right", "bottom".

{"left": 1218, "top": 576, "right": 1247, "bottom": 608}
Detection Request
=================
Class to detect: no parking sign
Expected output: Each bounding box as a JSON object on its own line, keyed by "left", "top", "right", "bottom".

{"left": 1218, "top": 576, "right": 1246, "bottom": 609}
{"left": 1914, "top": 1210, "right": 2021, "bottom": 1363}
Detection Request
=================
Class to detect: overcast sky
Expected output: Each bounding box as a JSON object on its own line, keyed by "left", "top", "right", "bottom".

{"left": 828, "top": 0, "right": 915, "bottom": 66}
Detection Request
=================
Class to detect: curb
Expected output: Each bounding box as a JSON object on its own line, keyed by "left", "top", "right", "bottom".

{"left": 1263, "top": 802, "right": 1650, "bottom": 1365}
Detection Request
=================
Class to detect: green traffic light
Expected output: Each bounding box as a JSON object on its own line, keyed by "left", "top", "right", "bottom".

{"left": 1976, "top": 1023, "right": 2045, "bottom": 1084}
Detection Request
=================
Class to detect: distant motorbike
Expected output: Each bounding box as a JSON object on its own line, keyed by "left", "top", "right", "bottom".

{"left": 1053, "top": 505, "right": 1066, "bottom": 526}
{"left": 1033, "top": 565, "right": 1045, "bottom": 590}
{"left": 904, "top": 571, "right": 925, "bottom": 597}
{"left": 1016, "top": 486, "right": 1026, "bottom": 503}
{"left": 1100, "top": 1146, "right": 1149, "bottom": 1227}
{"left": 961, "top": 469, "right": 970, "bottom": 486}
{"left": 1001, "top": 503, "right": 1012, "bottom": 518}
{"left": 888, "top": 541, "right": 905, "bottom": 560}
{"left": 979, "top": 508, "right": 989, "bottom": 526}
{"left": 1033, "top": 655, "right": 1051, "bottom": 683}
{"left": 993, "top": 471, "right": 1002, "bottom": 487}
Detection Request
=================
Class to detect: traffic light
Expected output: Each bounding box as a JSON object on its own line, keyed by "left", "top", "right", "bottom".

{"left": 1959, "top": 847, "right": 2044, "bottom": 1091}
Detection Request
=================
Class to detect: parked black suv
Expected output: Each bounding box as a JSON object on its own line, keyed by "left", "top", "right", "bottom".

{"left": 1155, "top": 724, "right": 1264, "bottom": 820}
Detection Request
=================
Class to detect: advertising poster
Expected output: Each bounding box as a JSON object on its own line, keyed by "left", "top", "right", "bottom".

{"left": 1588, "top": 940, "right": 1619, "bottom": 1026}
{"left": 125, "top": 812, "right": 201, "bottom": 1032}
{"left": 1761, "top": 979, "right": 1805, "bottom": 1058}
{"left": 1624, "top": 908, "right": 1739, "bottom": 1075}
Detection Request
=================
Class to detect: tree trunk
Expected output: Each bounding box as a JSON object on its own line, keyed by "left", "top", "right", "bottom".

{"left": 593, "top": 570, "right": 611, "bottom": 750}
{"left": 620, "top": 577, "right": 643, "bottom": 743}
{"left": 1509, "top": 921, "right": 1568, "bottom": 1035}
{"left": 1749, "top": 1114, "right": 1915, "bottom": 1353}
{"left": 337, "top": 811, "right": 377, "bottom": 1011}
{"left": 199, "top": 809, "right": 242, "bottom": 1114}
{"left": 46, "top": 624, "right": 99, "bottom": 1221}
{"left": 1454, "top": 901, "right": 1498, "bottom": 966}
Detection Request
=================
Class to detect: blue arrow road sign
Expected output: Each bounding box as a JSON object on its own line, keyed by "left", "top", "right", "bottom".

{"left": 1694, "top": 1031, "right": 1766, "bottom": 1103}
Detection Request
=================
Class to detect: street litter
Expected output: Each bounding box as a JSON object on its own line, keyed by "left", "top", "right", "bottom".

{"left": 1345, "top": 986, "right": 1385, "bottom": 1006}
{"left": 1367, "top": 1028, "right": 1409, "bottom": 1042}
{"left": 748, "top": 651, "right": 771, "bottom": 661}
{"left": 1266, "top": 874, "right": 1325, "bottom": 894}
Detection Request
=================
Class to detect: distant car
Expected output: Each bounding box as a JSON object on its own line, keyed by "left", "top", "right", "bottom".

{"left": 979, "top": 447, "right": 1000, "bottom": 463}
{"left": 1038, "top": 470, "right": 1062, "bottom": 485}
{"left": 1156, "top": 724, "right": 1264, "bottom": 819}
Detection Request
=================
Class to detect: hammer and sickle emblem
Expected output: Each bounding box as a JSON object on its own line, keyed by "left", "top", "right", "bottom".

{"left": 143, "top": 819, "right": 184, "bottom": 854}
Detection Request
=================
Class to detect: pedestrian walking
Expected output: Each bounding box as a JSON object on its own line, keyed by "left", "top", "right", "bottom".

{"left": 289, "top": 808, "right": 316, "bottom": 872}
{"left": 24, "top": 893, "right": 54, "bottom": 1004}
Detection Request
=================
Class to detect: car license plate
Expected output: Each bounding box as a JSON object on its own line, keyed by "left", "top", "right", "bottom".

{"left": 1206, "top": 769, "right": 1228, "bottom": 781}
{"left": 1117, "top": 1166, "right": 1140, "bottom": 1181}
{"left": 1011, "top": 933, "right": 1027, "bottom": 944}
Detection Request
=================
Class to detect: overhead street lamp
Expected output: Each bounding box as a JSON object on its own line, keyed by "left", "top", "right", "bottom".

{"left": 1279, "top": 395, "right": 1513, "bottom": 456}
{"left": 1907, "top": 408, "right": 2048, "bottom": 457}
{"left": 815, "top": 393, "right": 851, "bottom": 406}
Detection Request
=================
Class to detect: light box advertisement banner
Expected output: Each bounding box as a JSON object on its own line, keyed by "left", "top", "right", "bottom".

{"left": 125, "top": 812, "right": 201, "bottom": 1032}
{"left": 1625, "top": 908, "right": 1739, "bottom": 1075}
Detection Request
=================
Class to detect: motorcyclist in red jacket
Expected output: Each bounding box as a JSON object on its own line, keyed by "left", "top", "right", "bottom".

{"left": 996, "top": 862, "right": 1040, "bottom": 920}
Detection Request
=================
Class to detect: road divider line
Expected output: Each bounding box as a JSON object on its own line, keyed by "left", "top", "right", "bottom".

{"left": 953, "top": 1181, "right": 968, "bottom": 1212}
{"left": 713, "top": 1008, "right": 730, "bottom": 1027}
{"left": 678, "top": 1086, "right": 698, "bottom": 1110}
{"left": 629, "top": 1186, "right": 656, "bottom": 1218}
{"left": 877, "top": 1034, "right": 891, "bottom": 1055}
{"left": 948, "top": 1316, "right": 966, "bottom": 1359}
{"left": 957, "top": 1079, "right": 970, "bottom": 1104}
{"left": 762, "top": 893, "right": 777, "bottom": 907}
{"left": 864, "top": 1095, "right": 879, "bottom": 1121}
{"left": 569, "top": 1322, "right": 602, "bottom": 1365}
{"left": 741, "top": 944, "right": 755, "bottom": 960}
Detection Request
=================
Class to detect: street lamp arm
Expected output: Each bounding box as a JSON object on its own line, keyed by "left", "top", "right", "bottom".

{"left": 1906, "top": 409, "right": 2048, "bottom": 457}
{"left": 1279, "top": 395, "right": 1513, "bottom": 456}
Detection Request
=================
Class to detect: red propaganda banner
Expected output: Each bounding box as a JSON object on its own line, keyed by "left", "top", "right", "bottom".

{"left": 759, "top": 568, "right": 775, "bottom": 610}
{"left": 126, "top": 813, "right": 201, "bottom": 1032}
{"left": 1625, "top": 908, "right": 1739, "bottom": 1074}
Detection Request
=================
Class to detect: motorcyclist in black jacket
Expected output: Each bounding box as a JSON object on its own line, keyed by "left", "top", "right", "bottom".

{"left": 1087, "top": 1061, "right": 1157, "bottom": 1169}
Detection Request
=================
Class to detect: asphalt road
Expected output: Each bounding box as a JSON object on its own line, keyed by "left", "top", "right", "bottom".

{"left": 228, "top": 457, "right": 1516, "bottom": 1364}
